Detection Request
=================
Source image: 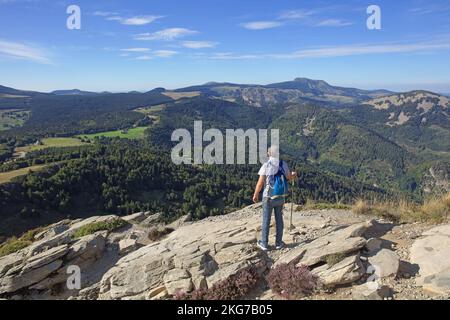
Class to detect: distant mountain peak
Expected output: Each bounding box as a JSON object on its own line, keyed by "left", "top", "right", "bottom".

{"left": 293, "top": 77, "right": 328, "bottom": 84}
{"left": 147, "top": 87, "right": 166, "bottom": 94}
{"left": 51, "top": 89, "right": 96, "bottom": 96}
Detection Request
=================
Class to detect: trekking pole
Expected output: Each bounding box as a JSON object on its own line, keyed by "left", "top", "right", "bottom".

{"left": 289, "top": 178, "right": 295, "bottom": 231}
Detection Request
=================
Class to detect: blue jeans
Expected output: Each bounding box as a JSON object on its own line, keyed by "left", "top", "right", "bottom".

{"left": 261, "top": 197, "right": 285, "bottom": 247}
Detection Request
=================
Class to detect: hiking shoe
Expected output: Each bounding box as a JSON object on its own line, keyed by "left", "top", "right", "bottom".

{"left": 275, "top": 242, "right": 285, "bottom": 250}
{"left": 257, "top": 241, "right": 268, "bottom": 251}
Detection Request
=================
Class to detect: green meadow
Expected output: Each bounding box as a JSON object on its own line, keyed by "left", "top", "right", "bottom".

{"left": 76, "top": 126, "right": 147, "bottom": 140}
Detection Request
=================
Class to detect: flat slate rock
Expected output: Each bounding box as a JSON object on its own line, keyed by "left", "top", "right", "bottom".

{"left": 368, "top": 249, "right": 399, "bottom": 278}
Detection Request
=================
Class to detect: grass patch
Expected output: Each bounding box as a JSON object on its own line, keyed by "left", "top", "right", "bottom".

{"left": 135, "top": 104, "right": 166, "bottom": 115}
{"left": 0, "top": 227, "right": 45, "bottom": 257}
{"left": 14, "top": 138, "right": 86, "bottom": 154}
{"left": 0, "top": 164, "right": 47, "bottom": 184}
{"left": 298, "top": 199, "right": 351, "bottom": 211}
{"left": 0, "top": 239, "right": 32, "bottom": 257}
{"left": 73, "top": 218, "right": 129, "bottom": 239}
{"left": 41, "top": 138, "right": 86, "bottom": 148}
{"left": 161, "top": 91, "right": 200, "bottom": 100}
{"left": 352, "top": 192, "right": 450, "bottom": 224}
{"left": 76, "top": 127, "right": 147, "bottom": 140}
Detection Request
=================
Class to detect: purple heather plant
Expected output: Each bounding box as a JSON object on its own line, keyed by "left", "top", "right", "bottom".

{"left": 175, "top": 266, "right": 260, "bottom": 300}
{"left": 266, "top": 263, "right": 318, "bottom": 299}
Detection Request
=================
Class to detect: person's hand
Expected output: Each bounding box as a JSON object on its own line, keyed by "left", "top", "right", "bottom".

{"left": 253, "top": 194, "right": 259, "bottom": 203}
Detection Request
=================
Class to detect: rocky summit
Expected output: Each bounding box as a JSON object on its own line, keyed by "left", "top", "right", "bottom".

{"left": 0, "top": 204, "right": 449, "bottom": 300}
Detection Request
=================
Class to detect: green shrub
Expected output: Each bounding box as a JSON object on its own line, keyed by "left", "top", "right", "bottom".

{"left": 0, "top": 226, "right": 46, "bottom": 257}
{"left": 73, "top": 218, "right": 129, "bottom": 239}
{"left": 20, "top": 227, "right": 45, "bottom": 242}
{"left": 0, "top": 239, "right": 32, "bottom": 257}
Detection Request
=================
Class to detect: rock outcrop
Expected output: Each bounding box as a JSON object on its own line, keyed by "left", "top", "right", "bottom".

{"left": 367, "top": 249, "right": 400, "bottom": 278}
{"left": 410, "top": 224, "right": 450, "bottom": 294}
{"left": 0, "top": 214, "right": 146, "bottom": 297}
{"left": 0, "top": 204, "right": 447, "bottom": 300}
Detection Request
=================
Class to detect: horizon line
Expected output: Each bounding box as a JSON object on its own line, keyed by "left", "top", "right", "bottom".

{"left": 2, "top": 78, "right": 450, "bottom": 95}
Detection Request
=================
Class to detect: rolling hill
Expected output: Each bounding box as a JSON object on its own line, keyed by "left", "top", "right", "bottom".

{"left": 175, "top": 78, "right": 394, "bottom": 107}
{"left": 0, "top": 79, "right": 448, "bottom": 202}
{"left": 348, "top": 91, "right": 450, "bottom": 153}
{"left": 0, "top": 85, "right": 43, "bottom": 98}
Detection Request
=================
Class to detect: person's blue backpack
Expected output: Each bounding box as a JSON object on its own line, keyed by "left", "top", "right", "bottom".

{"left": 270, "top": 160, "right": 289, "bottom": 200}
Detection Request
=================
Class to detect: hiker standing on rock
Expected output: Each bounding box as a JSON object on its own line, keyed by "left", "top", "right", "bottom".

{"left": 253, "top": 146, "right": 297, "bottom": 251}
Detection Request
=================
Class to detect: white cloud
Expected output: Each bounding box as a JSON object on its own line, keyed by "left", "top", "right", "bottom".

{"left": 134, "top": 28, "right": 198, "bottom": 41}
{"left": 278, "top": 9, "right": 315, "bottom": 20}
{"left": 315, "top": 19, "right": 353, "bottom": 27}
{"left": 181, "top": 41, "right": 217, "bottom": 49}
{"left": 120, "top": 15, "right": 163, "bottom": 26}
{"left": 272, "top": 41, "right": 450, "bottom": 59}
{"left": 243, "top": 8, "right": 354, "bottom": 29}
{"left": 120, "top": 48, "right": 150, "bottom": 52}
{"left": 0, "top": 39, "right": 51, "bottom": 64}
{"left": 211, "top": 52, "right": 262, "bottom": 60}
{"left": 132, "top": 50, "right": 178, "bottom": 60}
{"left": 208, "top": 40, "right": 450, "bottom": 60}
{"left": 240, "top": 21, "right": 283, "bottom": 30}
{"left": 93, "top": 11, "right": 118, "bottom": 17}
{"left": 135, "top": 55, "right": 153, "bottom": 60}
{"left": 153, "top": 50, "right": 178, "bottom": 57}
{"left": 106, "top": 16, "right": 123, "bottom": 22}
{"left": 410, "top": 4, "right": 450, "bottom": 15}
{"left": 96, "top": 11, "right": 163, "bottom": 25}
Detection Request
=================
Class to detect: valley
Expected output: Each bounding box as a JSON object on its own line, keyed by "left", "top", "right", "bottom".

{"left": 2, "top": 0, "right": 449, "bottom": 303}
{"left": 0, "top": 78, "right": 448, "bottom": 239}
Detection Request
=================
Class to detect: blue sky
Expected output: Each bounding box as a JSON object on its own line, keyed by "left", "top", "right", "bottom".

{"left": 1, "top": 0, "right": 450, "bottom": 93}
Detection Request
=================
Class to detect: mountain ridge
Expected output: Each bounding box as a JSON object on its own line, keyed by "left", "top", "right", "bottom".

{"left": 173, "top": 78, "right": 395, "bottom": 107}
{"left": 51, "top": 89, "right": 99, "bottom": 96}
{"left": 1, "top": 78, "right": 394, "bottom": 99}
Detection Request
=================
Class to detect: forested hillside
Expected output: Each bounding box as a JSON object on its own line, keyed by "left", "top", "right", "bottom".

{"left": 0, "top": 138, "right": 383, "bottom": 237}
{"left": 0, "top": 80, "right": 448, "bottom": 238}
{"left": 0, "top": 90, "right": 173, "bottom": 143}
